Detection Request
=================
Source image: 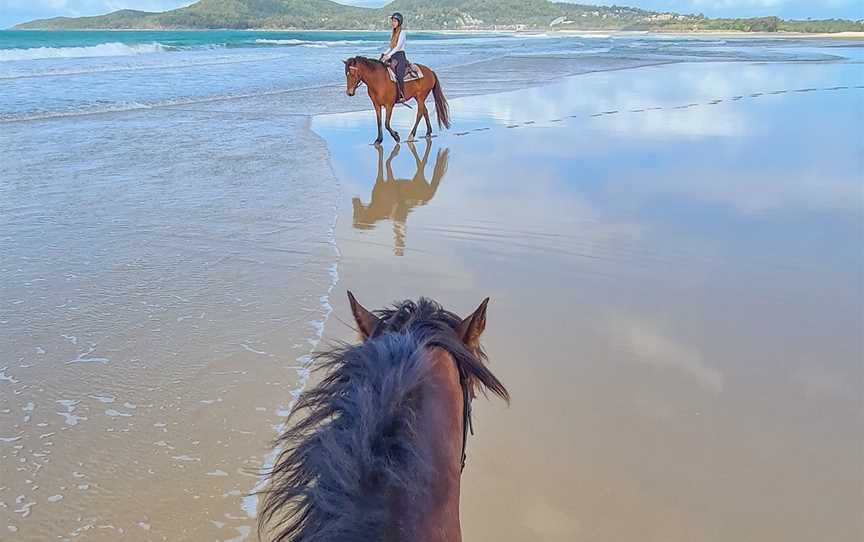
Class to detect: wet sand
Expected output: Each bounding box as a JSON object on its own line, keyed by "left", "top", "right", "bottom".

{"left": 0, "top": 113, "right": 340, "bottom": 541}
{"left": 1, "top": 44, "right": 861, "bottom": 540}
{"left": 0, "top": 48, "right": 689, "bottom": 541}
{"left": 313, "top": 60, "right": 862, "bottom": 541}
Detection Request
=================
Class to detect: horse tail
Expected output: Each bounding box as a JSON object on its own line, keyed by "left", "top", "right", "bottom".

{"left": 432, "top": 75, "right": 451, "bottom": 130}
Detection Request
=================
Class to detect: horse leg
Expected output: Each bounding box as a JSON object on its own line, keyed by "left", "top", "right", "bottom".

{"left": 374, "top": 104, "right": 383, "bottom": 145}
{"left": 409, "top": 100, "right": 425, "bottom": 142}
{"left": 422, "top": 94, "right": 433, "bottom": 138}
{"left": 384, "top": 103, "right": 400, "bottom": 143}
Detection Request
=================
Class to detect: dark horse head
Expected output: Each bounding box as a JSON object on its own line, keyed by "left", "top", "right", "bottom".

{"left": 343, "top": 56, "right": 372, "bottom": 97}
{"left": 259, "top": 293, "right": 508, "bottom": 542}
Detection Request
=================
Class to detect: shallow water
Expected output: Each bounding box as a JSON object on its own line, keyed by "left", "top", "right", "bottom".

{"left": 314, "top": 59, "right": 862, "bottom": 542}
{"left": 1, "top": 32, "right": 861, "bottom": 540}
{"left": 0, "top": 112, "right": 340, "bottom": 540}
{"left": 0, "top": 30, "right": 848, "bottom": 121}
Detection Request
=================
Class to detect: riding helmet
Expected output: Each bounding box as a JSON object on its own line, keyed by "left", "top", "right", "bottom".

{"left": 391, "top": 12, "right": 404, "bottom": 25}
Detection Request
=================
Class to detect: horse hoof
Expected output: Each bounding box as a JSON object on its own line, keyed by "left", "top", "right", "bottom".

{"left": 392, "top": 133, "right": 400, "bottom": 142}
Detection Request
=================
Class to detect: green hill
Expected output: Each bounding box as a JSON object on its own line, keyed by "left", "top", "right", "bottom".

{"left": 14, "top": 0, "right": 649, "bottom": 30}
{"left": 13, "top": 0, "right": 864, "bottom": 33}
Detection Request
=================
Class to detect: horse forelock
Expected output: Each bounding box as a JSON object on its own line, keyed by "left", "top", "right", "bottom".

{"left": 374, "top": 299, "right": 509, "bottom": 402}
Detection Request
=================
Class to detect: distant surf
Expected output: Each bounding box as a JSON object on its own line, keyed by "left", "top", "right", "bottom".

{"left": 0, "top": 42, "right": 170, "bottom": 62}
{"left": 254, "top": 38, "right": 369, "bottom": 48}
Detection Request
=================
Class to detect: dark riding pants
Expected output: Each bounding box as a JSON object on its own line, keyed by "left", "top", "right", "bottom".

{"left": 390, "top": 51, "right": 407, "bottom": 100}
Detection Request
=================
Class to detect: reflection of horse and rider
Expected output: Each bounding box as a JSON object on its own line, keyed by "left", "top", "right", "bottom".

{"left": 353, "top": 141, "right": 450, "bottom": 256}
{"left": 344, "top": 12, "right": 451, "bottom": 144}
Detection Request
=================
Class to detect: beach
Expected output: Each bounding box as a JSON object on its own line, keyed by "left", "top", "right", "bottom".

{"left": 1, "top": 32, "right": 862, "bottom": 541}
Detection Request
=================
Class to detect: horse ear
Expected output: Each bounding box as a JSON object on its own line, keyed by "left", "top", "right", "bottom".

{"left": 458, "top": 298, "right": 490, "bottom": 350}
{"left": 347, "top": 291, "right": 381, "bottom": 341}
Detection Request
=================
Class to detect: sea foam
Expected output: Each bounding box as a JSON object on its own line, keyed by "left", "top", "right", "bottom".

{"left": 254, "top": 38, "right": 368, "bottom": 48}
{"left": 0, "top": 42, "right": 169, "bottom": 62}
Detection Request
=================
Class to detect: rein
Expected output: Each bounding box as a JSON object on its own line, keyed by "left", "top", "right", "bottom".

{"left": 459, "top": 367, "right": 474, "bottom": 473}
{"left": 350, "top": 70, "right": 364, "bottom": 94}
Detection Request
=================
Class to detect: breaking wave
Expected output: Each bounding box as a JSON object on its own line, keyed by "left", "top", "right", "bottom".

{"left": 0, "top": 42, "right": 170, "bottom": 62}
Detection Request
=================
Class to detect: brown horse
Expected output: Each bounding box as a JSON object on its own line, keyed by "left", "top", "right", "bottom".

{"left": 353, "top": 141, "right": 449, "bottom": 256}
{"left": 344, "top": 56, "right": 451, "bottom": 145}
{"left": 259, "top": 293, "right": 508, "bottom": 542}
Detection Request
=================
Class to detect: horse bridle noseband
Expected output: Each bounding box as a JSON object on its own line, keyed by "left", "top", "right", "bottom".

{"left": 347, "top": 67, "right": 364, "bottom": 94}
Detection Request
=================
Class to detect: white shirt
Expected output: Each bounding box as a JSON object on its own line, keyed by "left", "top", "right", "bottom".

{"left": 382, "top": 31, "right": 406, "bottom": 60}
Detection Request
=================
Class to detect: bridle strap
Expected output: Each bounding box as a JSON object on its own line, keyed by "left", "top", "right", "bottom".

{"left": 459, "top": 367, "right": 474, "bottom": 473}
{"left": 347, "top": 66, "right": 365, "bottom": 94}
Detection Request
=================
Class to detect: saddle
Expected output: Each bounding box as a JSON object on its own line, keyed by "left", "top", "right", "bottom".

{"left": 387, "top": 63, "right": 424, "bottom": 83}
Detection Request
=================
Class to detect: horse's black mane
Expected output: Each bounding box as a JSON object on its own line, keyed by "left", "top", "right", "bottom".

{"left": 258, "top": 298, "right": 508, "bottom": 542}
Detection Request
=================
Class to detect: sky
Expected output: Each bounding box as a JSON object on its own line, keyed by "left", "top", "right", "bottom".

{"left": 1, "top": 0, "right": 861, "bottom": 30}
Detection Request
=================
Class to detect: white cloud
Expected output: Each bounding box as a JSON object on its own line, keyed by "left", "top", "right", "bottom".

{"left": 1, "top": 0, "right": 192, "bottom": 13}
{"left": 0, "top": 0, "right": 194, "bottom": 28}
{"left": 608, "top": 314, "right": 725, "bottom": 393}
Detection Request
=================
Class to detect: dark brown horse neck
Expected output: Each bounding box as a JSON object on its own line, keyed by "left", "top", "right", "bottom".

{"left": 259, "top": 296, "right": 508, "bottom": 542}
{"left": 390, "top": 346, "right": 467, "bottom": 541}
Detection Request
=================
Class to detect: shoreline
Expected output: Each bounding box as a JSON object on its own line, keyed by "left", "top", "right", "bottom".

{"left": 0, "top": 53, "right": 688, "bottom": 125}
{"left": 5, "top": 28, "right": 864, "bottom": 40}
{"left": 2, "top": 32, "right": 850, "bottom": 124}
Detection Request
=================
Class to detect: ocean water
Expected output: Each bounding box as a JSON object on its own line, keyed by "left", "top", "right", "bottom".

{"left": 0, "top": 30, "right": 861, "bottom": 540}
{"left": 0, "top": 30, "right": 848, "bottom": 121}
